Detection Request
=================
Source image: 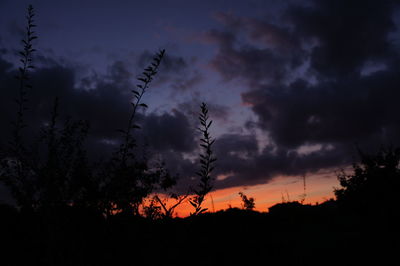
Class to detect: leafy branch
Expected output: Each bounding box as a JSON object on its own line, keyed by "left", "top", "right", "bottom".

{"left": 11, "top": 4, "right": 37, "bottom": 157}
{"left": 119, "top": 49, "right": 166, "bottom": 165}
{"left": 143, "top": 161, "right": 187, "bottom": 219}
{"left": 154, "top": 193, "right": 189, "bottom": 218}
{"left": 101, "top": 50, "right": 166, "bottom": 216}
{"left": 190, "top": 102, "right": 216, "bottom": 216}
{"left": 1, "top": 5, "right": 38, "bottom": 210}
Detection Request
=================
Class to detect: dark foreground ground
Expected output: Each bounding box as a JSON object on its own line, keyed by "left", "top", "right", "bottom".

{"left": 0, "top": 201, "right": 398, "bottom": 266}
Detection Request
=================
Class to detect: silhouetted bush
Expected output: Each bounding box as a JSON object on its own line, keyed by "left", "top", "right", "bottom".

{"left": 238, "top": 191, "right": 255, "bottom": 210}
{"left": 334, "top": 146, "right": 400, "bottom": 225}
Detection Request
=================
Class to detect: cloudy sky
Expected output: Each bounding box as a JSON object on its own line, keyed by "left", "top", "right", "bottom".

{"left": 1, "top": 0, "right": 400, "bottom": 214}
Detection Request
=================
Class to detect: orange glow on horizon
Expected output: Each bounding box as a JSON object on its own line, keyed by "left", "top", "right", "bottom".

{"left": 173, "top": 172, "right": 339, "bottom": 217}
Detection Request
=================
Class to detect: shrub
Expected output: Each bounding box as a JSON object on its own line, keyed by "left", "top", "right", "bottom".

{"left": 334, "top": 146, "right": 400, "bottom": 218}
{"left": 239, "top": 191, "right": 255, "bottom": 211}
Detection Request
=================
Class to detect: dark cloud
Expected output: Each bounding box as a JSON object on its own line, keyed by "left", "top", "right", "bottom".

{"left": 140, "top": 109, "right": 196, "bottom": 153}
{"left": 211, "top": 133, "right": 351, "bottom": 189}
{"left": 170, "top": 70, "right": 203, "bottom": 92}
{"left": 155, "top": 150, "right": 197, "bottom": 192}
{"left": 137, "top": 51, "right": 203, "bottom": 92}
{"left": 205, "top": 15, "right": 305, "bottom": 87}
{"left": 0, "top": 54, "right": 12, "bottom": 73}
{"left": 287, "top": 0, "right": 398, "bottom": 79}
{"left": 243, "top": 72, "right": 400, "bottom": 149}
{"left": 214, "top": 12, "right": 301, "bottom": 51}
{"left": 203, "top": 29, "right": 236, "bottom": 48}
{"left": 214, "top": 133, "right": 258, "bottom": 157}
{"left": 3, "top": 0, "right": 400, "bottom": 198}
{"left": 0, "top": 52, "right": 199, "bottom": 158}
{"left": 210, "top": 40, "right": 291, "bottom": 85}
{"left": 177, "top": 100, "right": 230, "bottom": 123}
{"left": 6, "top": 20, "right": 24, "bottom": 37}
{"left": 0, "top": 50, "right": 205, "bottom": 199}
{"left": 200, "top": 0, "right": 400, "bottom": 188}
{"left": 138, "top": 51, "right": 188, "bottom": 73}
{"left": 238, "top": 0, "right": 400, "bottom": 149}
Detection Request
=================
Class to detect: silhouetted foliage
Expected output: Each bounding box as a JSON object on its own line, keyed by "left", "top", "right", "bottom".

{"left": 1, "top": 6, "right": 398, "bottom": 266}
{"left": 2, "top": 97, "right": 93, "bottom": 211}
{"left": 238, "top": 191, "right": 255, "bottom": 211}
{"left": 1, "top": 5, "right": 38, "bottom": 211}
{"left": 0, "top": 6, "right": 172, "bottom": 216}
{"left": 36, "top": 98, "right": 92, "bottom": 208}
{"left": 156, "top": 193, "right": 188, "bottom": 218}
{"left": 11, "top": 4, "right": 36, "bottom": 156}
{"left": 97, "top": 50, "right": 170, "bottom": 216}
{"left": 0, "top": 7, "right": 98, "bottom": 212}
{"left": 143, "top": 161, "right": 187, "bottom": 219}
{"left": 142, "top": 196, "right": 163, "bottom": 219}
{"left": 189, "top": 102, "right": 216, "bottom": 215}
{"left": 298, "top": 174, "right": 307, "bottom": 204}
{"left": 334, "top": 146, "right": 400, "bottom": 221}
{"left": 268, "top": 201, "right": 310, "bottom": 216}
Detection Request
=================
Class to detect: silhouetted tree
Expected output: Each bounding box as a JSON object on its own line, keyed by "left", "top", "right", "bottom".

{"left": 239, "top": 191, "right": 255, "bottom": 211}
{"left": 334, "top": 146, "right": 400, "bottom": 220}
{"left": 189, "top": 103, "right": 216, "bottom": 216}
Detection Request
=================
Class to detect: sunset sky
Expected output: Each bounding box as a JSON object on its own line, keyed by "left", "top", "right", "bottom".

{"left": 1, "top": 0, "right": 400, "bottom": 214}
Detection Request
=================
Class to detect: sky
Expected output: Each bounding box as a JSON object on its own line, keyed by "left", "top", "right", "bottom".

{"left": 1, "top": 0, "right": 400, "bottom": 214}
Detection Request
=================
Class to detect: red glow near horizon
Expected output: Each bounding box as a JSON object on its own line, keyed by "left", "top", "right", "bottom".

{"left": 172, "top": 173, "right": 339, "bottom": 217}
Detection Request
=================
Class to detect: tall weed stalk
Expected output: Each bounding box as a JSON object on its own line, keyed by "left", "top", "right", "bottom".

{"left": 1, "top": 5, "right": 38, "bottom": 210}
{"left": 190, "top": 103, "right": 216, "bottom": 216}
{"left": 100, "top": 50, "right": 167, "bottom": 216}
